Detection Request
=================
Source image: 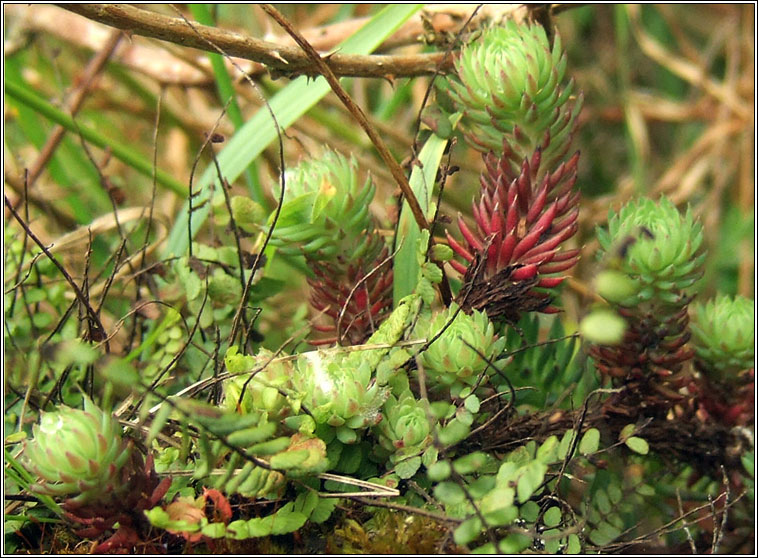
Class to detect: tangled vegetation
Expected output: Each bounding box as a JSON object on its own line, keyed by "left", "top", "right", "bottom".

{"left": 3, "top": 4, "right": 754, "bottom": 554}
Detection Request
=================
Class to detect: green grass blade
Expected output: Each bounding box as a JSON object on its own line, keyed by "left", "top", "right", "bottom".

{"left": 4, "top": 79, "right": 187, "bottom": 196}
{"left": 393, "top": 114, "right": 461, "bottom": 305}
{"left": 4, "top": 56, "right": 108, "bottom": 220}
{"left": 164, "top": 4, "right": 423, "bottom": 257}
{"left": 392, "top": 134, "right": 449, "bottom": 305}
{"left": 188, "top": 4, "right": 245, "bottom": 128}
{"left": 189, "top": 4, "right": 264, "bottom": 204}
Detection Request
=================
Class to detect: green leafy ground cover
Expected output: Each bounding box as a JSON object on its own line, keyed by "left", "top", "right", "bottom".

{"left": 3, "top": 4, "right": 754, "bottom": 554}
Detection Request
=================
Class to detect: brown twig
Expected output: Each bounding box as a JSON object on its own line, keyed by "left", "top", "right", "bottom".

{"left": 3, "top": 172, "right": 77, "bottom": 231}
{"left": 351, "top": 496, "right": 461, "bottom": 525}
{"left": 59, "top": 4, "right": 456, "bottom": 79}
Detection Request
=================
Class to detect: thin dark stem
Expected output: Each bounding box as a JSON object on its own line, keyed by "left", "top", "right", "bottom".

{"left": 4, "top": 195, "right": 108, "bottom": 343}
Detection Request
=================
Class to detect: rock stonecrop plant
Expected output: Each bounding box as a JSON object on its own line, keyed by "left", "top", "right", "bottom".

{"left": 445, "top": 22, "right": 582, "bottom": 322}
{"left": 374, "top": 373, "right": 434, "bottom": 472}
{"left": 416, "top": 303, "right": 505, "bottom": 396}
{"left": 689, "top": 295, "right": 754, "bottom": 425}
{"left": 223, "top": 347, "right": 293, "bottom": 420}
{"left": 589, "top": 197, "right": 706, "bottom": 400}
{"left": 271, "top": 150, "right": 393, "bottom": 345}
{"left": 447, "top": 143, "right": 581, "bottom": 322}
{"left": 23, "top": 397, "right": 170, "bottom": 553}
{"left": 690, "top": 295, "right": 754, "bottom": 380}
{"left": 24, "top": 397, "right": 132, "bottom": 505}
{"left": 448, "top": 20, "right": 583, "bottom": 169}
{"left": 289, "top": 349, "right": 389, "bottom": 444}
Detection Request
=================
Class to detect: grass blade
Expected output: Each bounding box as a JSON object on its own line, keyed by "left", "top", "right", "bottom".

{"left": 393, "top": 115, "right": 461, "bottom": 305}
{"left": 188, "top": 4, "right": 265, "bottom": 204}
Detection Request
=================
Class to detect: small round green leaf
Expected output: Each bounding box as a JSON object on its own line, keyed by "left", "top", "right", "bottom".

{"left": 464, "top": 394, "right": 481, "bottom": 414}
{"left": 201, "top": 522, "right": 227, "bottom": 538}
{"left": 453, "top": 452, "right": 488, "bottom": 475}
{"left": 437, "top": 418, "right": 470, "bottom": 446}
{"left": 625, "top": 436, "right": 649, "bottom": 455}
{"left": 434, "top": 481, "right": 466, "bottom": 505}
{"left": 589, "top": 521, "right": 621, "bottom": 546}
{"left": 543, "top": 506, "right": 561, "bottom": 527}
{"left": 567, "top": 533, "right": 582, "bottom": 554}
{"left": 619, "top": 423, "right": 637, "bottom": 440}
{"left": 427, "top": 459, "right": 452, "bottom": 481}
{"left": 578, "top": 428, "right": 600, "bottom": 455}
{"left": 579, "top": 308, "right": 627, "bottom": 345}
{"left": 395, "top": 455, "right": 422, "bottom": 479}
{"left": 453, "top": 516, "right": 482, "bottom": 545}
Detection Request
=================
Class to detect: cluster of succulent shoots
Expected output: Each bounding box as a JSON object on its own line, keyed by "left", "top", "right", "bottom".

{"left": 22, "top": 397, "right": 170, "bottom": 552}
{"left": 225, "top": 344, "right": 388, "bottom": 445}
{"left": 445, "top": 21, "right": 582, "bottom": 322}
{"left": 588, "top": 197, "right": 706, "bottom": 403}
{"left": 689, "top": 295, "right": 754, "bottom": 425}
{"left": 270, "top": 150, "right": 392, "bottom": 345}
{"left": 289, "top": 349, "right": 388, "bottom": 443}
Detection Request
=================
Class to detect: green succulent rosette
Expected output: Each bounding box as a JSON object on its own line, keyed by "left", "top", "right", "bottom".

{"left": 270, "top": 150, "right": 380, "bottom": 261}
{"left": 595, "top": 197, "right": 706, "bottom": 308}
{"left": 417, "top": 303, "right": 505, "bottom": 394}
{"left": 23, "top": 397, "right": 132, "bottom": 505}
{"left": 223, "top": 347, "right": 294, "bottom": 419}
{"left": 290, "top": 349, "right": 389, "bottom": 444}
{"left": 690, "top": 295, "right": 755, "bottom": 381}
{"left": 447, "top": 20, "right": 582, "bottom": 168}
{"left": 375, "top": 373, "right": 433, "bottom": 459}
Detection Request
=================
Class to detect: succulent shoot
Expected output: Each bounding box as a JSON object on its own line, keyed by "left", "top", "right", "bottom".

{"left": 445, "top": 20, "right": 582, "bottom": 323}
{"left": 375, "top": 373, "right": 433, "bottom": 461}
{"left": 595, "top": 197, "right": 705, "bottom": 308}
{"left": 271, "top": 150, "right": 377, "bottom": 259}
{"left": 448, "top": 143, "right": 580, "bottom": 322}
{"left": 23, "top": 397, "right": 132, "bottom": 506}
{"left": 224, "top": 347, "right": 293, "bottom": 420}
{"left": 589, "top": 197, "right": 706, "bottom": 393}
{"left": 448, "top": 21, "right": 582, "bottom": 170}
{"left": 689, "top": 295, "right": 754, "bottom": 426}
{"left": 417, "top": 303, "right": 505, "bottom": 395}
{"left": 690, "top": 295, "right": 754, "bottom": 380}
{"left": 290, "top": 349, "right": 389, "bottom": 443}
{"left": 271, "top": 150, "right": 392, "bottom": 345}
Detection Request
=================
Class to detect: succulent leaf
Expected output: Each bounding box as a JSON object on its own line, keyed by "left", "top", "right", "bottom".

{"left": 449, "top": 145, "right": 580, "bottom": 322}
